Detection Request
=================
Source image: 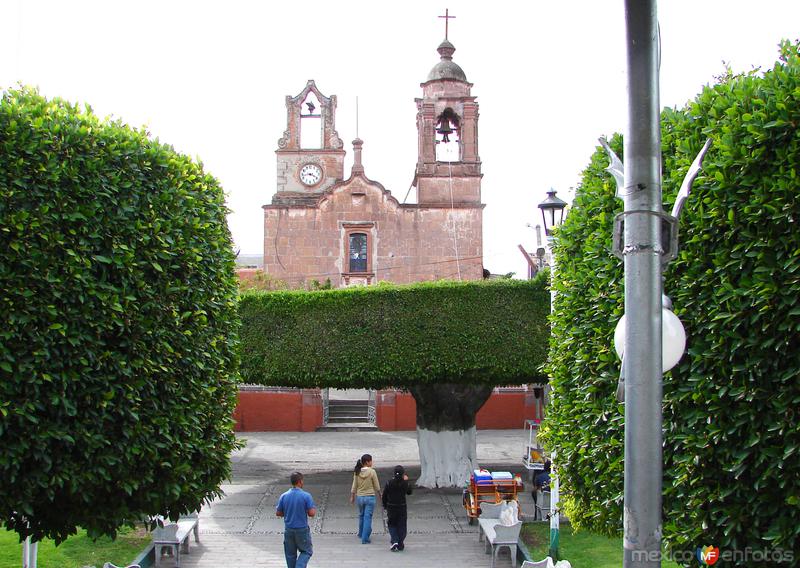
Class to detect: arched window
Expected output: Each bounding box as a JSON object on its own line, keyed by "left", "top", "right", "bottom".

{"left": 349, "top": 232, "right": 368, "bottom": 273}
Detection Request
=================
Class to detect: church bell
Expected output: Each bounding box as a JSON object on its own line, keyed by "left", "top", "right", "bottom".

{"left": 436, "top": 119, "right": 453, "bottom": 143}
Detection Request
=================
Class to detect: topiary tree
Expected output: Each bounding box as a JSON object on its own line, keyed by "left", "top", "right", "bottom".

{"left": 0, "top": 87, "right": 240, "bottom": 543}
{"left": 239, "top": 278, "right": 550, "bottom": 487}
{"left": 541, "top": 40, "right": 800, "bottom": 560}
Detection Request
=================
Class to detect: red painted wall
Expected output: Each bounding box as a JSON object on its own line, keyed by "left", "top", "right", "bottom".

{"left": 375, "top": 390, "right": 417, "bottom": 431}
{"left": 375, "top": 389, "right": 544, "bottom": 431}
{"left": 234, "top": 389, "right": 322, "bottom": 432}
{"left": 235, "top": 387, "right": 544, "bottom": 432}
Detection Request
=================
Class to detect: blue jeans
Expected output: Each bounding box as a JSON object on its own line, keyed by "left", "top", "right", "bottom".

{"left": 356, "top": 495, "right": 376, "bottom": 543}
{"left": 283, "top": 527, "right": 313, "bottom": 568}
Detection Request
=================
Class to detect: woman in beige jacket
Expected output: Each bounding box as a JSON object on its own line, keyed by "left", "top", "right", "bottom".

{"left": 350, "top": 453, "right": 381, "bottom": 543}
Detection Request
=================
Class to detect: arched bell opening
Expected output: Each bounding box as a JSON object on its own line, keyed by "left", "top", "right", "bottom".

{"left": 435, "top": 107, "right": 461, "bottom": 162}
{"left": 300, "top": 92, "right": 322, "bottom": 149}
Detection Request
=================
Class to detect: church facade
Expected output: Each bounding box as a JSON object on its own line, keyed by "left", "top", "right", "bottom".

{"left": 262, "top": 39, "right": 484, "bottom": 287}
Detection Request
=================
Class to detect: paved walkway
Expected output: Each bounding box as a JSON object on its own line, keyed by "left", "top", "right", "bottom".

{"left": 164, "top": 430, "right": 546, "bottom": 568}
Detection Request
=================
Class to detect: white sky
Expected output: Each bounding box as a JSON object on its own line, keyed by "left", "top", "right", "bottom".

{"left": 2, "top": 1, "right": 798, "bottom": 277}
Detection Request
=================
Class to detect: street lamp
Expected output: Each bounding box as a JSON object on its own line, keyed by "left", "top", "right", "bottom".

{"left": 613, "top": 297, "right": 687, "bottom": 374}
{"left": 538, "top": 189, "right": 568, "bottom": 237}
{"left": 537, "top": 188, "right": 567, "bottom": 561}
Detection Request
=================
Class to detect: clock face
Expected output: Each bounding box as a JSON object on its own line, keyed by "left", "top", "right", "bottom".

{"left": 299, "top": 163, "right": 323, "bottom": 186}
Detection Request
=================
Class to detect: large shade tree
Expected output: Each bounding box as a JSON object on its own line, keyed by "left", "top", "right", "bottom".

{"left": 239, "top": 278, "right": 550, "bottom": 487}
{"left": 0, "top": 88, "right": 240, "bottom": 543}
{"left": 541, "top": 41, "right": 800, "bottom": 558}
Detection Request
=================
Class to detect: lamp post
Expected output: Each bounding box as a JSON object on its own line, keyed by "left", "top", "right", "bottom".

{"left": 538, "top": 188, "right": 567, "bottom": 561}
{"left": 597, "top": 3, "right": 708, "bottom": 565}
{"left": 617, "top": 3, "right": 665, "bottom": 565}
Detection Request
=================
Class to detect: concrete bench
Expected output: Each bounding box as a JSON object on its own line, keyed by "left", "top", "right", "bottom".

{"left": 478, "top": 501, "right": 505, "bottom": 520}
{"left": 475, "top": 501, "right": 503, "bottom": 544}
{"left": 152, "top": 516, "right": 200, "bottom": 568}
{"left": 478, "top": 517, "right": 522, "bottom": 568}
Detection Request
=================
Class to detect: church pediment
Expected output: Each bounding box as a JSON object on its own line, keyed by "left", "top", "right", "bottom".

{"left": 287, "top": 79, "right": 332, "bottom": 108}
{"left": 317, "top": 175, "right": 401, "bottom": 211}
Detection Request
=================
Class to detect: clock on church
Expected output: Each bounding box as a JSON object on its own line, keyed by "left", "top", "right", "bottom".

{"left": 299, "top": 163, "right": 323, "bottom": 186}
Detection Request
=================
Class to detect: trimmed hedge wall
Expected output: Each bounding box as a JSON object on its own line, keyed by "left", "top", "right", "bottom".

{"left": 0, "top": 88, "right": 240, "bottom": 543}
{"left": 541, "top": 41, "right": 800, "bottom": 560}
{"left": 239, "top": 277, "right": 551, "bottom": 389}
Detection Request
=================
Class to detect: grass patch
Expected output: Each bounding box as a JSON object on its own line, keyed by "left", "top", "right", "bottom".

{"left": 521, "top": 522, "right": 682, "bottom": 568}
{"left": 0, "top": 526, "right": 149, "bottom": 568}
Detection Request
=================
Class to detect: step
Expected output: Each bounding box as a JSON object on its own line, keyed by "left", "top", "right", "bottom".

{"left": 317, "top": 423, "right": 379, "bottom": 432}
{"left": 328, "top": 407, "right": 369, "bottom": 415}
{"left": 327, "top": 415, "right": 371, "bottom": 423}
{"left": 328, "top": 404, "right": 369, "bottom": 413}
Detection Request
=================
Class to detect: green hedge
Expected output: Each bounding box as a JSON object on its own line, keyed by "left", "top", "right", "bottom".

{"left": 542, "top": 40, "right": 800, "bottom": 561}
{"left": 239, "top": 277, "right": 551, "bottom": 388}
{"left": 0, "top": 88, "right": 240, "bottom": 543}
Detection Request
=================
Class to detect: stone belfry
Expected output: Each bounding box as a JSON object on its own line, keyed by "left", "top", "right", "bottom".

{"left": 413, "top": 20, "right": 482, "bottom": 207}
{"left": 273, "top": 80, "right": 345, "bottom": 205}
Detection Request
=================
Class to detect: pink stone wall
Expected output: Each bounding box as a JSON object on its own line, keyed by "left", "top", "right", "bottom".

{"left": 275, "top": 151, "right": 345, "bottom": 195}
{"left": 416, "top": 175, "right": 481, "bottom": 205}
{"left": 263, "top": 174, "right": 484, "bottom": 287}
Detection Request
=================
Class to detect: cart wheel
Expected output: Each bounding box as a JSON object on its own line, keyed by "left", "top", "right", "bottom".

{"left": 464, "top": 493, "right": 477, "bottom": 525}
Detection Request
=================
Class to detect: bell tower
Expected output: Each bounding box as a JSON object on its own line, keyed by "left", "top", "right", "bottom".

{"left": 413, "top": 36, "right": 482, "bottom": 206}
{"left": 272, "top": 80, "right": 345, "bottom": 205}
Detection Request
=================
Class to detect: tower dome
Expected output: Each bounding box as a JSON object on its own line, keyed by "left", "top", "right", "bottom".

{"left": 425, "top": 39, "right": 467, "bottom": 82}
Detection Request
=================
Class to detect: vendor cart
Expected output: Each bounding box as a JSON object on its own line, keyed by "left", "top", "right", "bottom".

{"left": 462, "top": 469, "right": 523, "bottom": 525}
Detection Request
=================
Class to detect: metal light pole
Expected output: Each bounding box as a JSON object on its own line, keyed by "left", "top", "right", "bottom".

{"left": 538, "top": 188, "right": 567, "bottom": 561}
{"left": 622, "top": 1, "right": 663, "bottom": 565}
{"left": 599, "top": 4, "right": 711, "bottom": 566}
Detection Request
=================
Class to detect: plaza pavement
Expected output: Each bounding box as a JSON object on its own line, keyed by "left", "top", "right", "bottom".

{"left": 168, "top": 430, "right": 547, "bottom": 568}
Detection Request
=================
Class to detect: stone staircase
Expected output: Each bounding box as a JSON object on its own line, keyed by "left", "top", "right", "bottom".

{"left": 319, "top": 399, "right": 377, "bottom": 431}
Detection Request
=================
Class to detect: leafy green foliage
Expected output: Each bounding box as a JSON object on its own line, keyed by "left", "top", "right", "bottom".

{"left": 539, "top": 133, "right": 626, "bottom": 535}
{"left": 0, "top": 88, "right": 240, "bottom": 543}
{"left": 542, "top": 40, "right": 800, "bottom": 559}
{"left": 239, "top": 277, "right": 551, "bottom": 389}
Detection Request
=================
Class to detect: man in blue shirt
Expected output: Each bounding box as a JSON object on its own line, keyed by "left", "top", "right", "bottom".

{"left": 276, "top": 471, "right": 316, "bottom": 568}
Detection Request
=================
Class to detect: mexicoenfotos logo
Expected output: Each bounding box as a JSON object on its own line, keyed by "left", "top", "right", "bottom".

{"left": 697, "top": 545, "right": 720, "bottom": 565}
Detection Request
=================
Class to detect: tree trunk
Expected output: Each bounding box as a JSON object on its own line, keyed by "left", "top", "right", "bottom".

{"left": 408, "top": 383, "right": 494, "bottom": 488}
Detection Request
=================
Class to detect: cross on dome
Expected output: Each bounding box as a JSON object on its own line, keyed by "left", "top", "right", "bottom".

{"left": 438, "top": 8, "right": 455, "bottom": 40}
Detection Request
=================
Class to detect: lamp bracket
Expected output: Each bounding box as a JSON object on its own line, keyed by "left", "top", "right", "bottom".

{"left": 599, "top": 137, "right": 625, "bottom": 199}
{"left": 671, "top": 138, "right": 712, "bottom": 223}
{"left": 612, "top": 210, "right": 678, "bottom": 265}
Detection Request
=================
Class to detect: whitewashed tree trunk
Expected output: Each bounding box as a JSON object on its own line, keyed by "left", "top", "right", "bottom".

{"left": 416, "top": 427, "right": 477, "bottom": 488}
{"left": 408, "top": 383, "right": 494, "bottom": 488}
